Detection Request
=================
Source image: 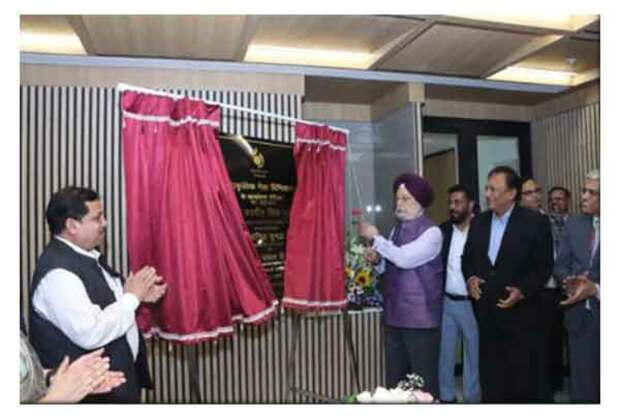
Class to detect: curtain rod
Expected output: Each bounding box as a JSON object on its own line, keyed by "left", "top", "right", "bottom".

{"left": 117, "top": 83, "right": 350, "bottom": 135}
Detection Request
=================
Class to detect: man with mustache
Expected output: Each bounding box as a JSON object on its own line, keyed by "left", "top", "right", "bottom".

{"left": 29, "top": 186, "right": 167, "bottom": 402}
{"left": 554, "top": 170, "right": 600, "bottom": 403}
{"left": 437, "top": 184, "right": 480, "bottom": 403}
{"left": 462, "top": 166, "right": 553, "bottom": 402}
{"left": 358, "top": 172, "right": 443, "bottom": 398}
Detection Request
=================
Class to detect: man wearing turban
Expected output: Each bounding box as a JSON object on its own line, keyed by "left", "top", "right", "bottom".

{"left": 358, "top": 172, "right": 443, "bottom": 398}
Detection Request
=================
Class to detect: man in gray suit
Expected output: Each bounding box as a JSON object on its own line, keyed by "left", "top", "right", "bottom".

{"left": 554, "top": 169, "right": 600, "bottom": 403}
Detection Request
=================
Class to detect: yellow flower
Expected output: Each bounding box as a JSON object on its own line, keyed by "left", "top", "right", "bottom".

{"left": 345, "top": 266, "right": 355, "bottom": 280}
{"left": 354, "top": 269, "right": 372, "bottom": 287}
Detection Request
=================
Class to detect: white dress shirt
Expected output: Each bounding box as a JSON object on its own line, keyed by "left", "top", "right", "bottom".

{"left": 32, "top": 236, "right": 140, "bottom": 359}
{"left": 372, "top": 223, "right": 443, "bottom": 274}
{"left": 488, "top": 204, "right": 514, "bottom": 265}
{"left": 445, "top": 224, "right": 469, "bottom": 296}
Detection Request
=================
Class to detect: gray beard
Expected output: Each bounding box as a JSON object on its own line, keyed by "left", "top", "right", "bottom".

{"left": 395, "top": 209, "right": 420, "bottom": 222}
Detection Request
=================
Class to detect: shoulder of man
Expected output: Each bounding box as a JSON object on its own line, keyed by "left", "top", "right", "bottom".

{"left": 438, "top": 220, "right": 453, "bottom": 234}
{"left": 470, "top": 210, "right": 491, "bottom": 229}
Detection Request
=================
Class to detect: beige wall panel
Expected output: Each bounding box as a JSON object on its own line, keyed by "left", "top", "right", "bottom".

{"left": 423, "top": 99, "right": 533, "bottom": 121}
{"left": 533, "top": 82, "right": 599, "bottom": 119}
{"left": 371, "top": 83, "right": 424, "bottom": 120}
{"left": 20, "top": 63, "right": 305, "bottom": 95}
{"left": 531, "top": 102, "right": 599, "bottom": 214}
{"left": 303, "top": 102, "right": 372, "bottom": 122}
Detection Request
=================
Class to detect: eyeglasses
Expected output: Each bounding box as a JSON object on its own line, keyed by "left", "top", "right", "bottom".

{"left": 582, "top": 188, "right": 600, "bottom": 196}
{"left": 521, "top": 188, "right": 542, "bottom": 196}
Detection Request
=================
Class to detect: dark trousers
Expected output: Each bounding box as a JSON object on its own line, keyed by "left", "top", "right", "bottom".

{"left": 530, "top": 289, "right": 564, "bottom": 402}
{"left": 478, "top": 319, "right": 532, "bottom": 403}
{"left": 385, "top": 325, "right": 440, "bottom": 398}
{"left": 567, "top": 311, "right": 600, "bottom": 403}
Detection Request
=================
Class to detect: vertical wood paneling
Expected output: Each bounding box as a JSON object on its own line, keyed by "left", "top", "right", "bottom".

{"left": 531, "top": 103, "right": 600, "bottom": 213}
{"left": 21, "top": 84, "right": 385, "bottom": 403}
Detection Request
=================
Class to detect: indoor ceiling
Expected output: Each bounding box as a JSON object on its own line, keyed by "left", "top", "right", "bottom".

{"left": 20, "top": 14, "right": 600, "bottom": 104}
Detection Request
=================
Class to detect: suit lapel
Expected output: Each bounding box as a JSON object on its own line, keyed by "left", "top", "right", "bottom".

{"left": 480, "top": 211, "right": 493, "bottom": 266}
{"left": 575, "top": 216, "right": 593, "bottom": 264}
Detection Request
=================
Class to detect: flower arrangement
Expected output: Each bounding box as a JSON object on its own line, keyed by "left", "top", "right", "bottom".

{"left": 345, "top": 209, "right": 383, "bottom": 309}
{"left": 347, "top": 373, "right": 434, "bottom": 403}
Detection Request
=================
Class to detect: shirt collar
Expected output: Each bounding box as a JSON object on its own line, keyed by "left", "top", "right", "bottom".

{"left": 54, "top": 235, "right": 101, "bottom": 260}
{"left": 452, "top": 223, "right": 470, "bottom": 234}
{"left": 492, "top": 203, "right": 515, "bottom": 225}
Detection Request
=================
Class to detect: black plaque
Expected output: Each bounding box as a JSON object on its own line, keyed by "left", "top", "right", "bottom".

{"left": 219, "top": 135, "right": 296, "bottom": 298}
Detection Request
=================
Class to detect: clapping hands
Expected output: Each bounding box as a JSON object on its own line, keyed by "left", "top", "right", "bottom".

{"left": 40, "top": 349, "right": 126, "bottom": 403}
{"left": 560, "top": 275, "right": 597, "bottom": 306}
{"left": 124, "top": 266, "right": 167, "bottom": 303}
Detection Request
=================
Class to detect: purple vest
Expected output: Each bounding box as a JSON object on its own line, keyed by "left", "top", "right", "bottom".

{"left": 383, "top": 215, "right": 444, "bottom": 328}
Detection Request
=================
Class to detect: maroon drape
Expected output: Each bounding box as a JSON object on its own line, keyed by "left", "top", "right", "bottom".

{"left": 121, "top": 90, "right": 277, "bottom": 344}
{"left": 283, "top": 123, "right": 347, "bottom": 311}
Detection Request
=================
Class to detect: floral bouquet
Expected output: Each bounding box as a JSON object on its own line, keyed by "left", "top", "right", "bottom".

{"left": 346, "top": 373, "right": 435, "bottom": 403}
{"left": 345, "top": 209, "right": 383, "bottom": 310}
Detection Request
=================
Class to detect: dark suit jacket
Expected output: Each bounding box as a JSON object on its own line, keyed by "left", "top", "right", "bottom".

{"left": 553, "top": 214, "right": 600, "bottom": 333}
{"left": 439, "top": 220, "right": 454, "bottom": 286}
{"left": 461, "top": 205, "right": 554, "bottom": 329}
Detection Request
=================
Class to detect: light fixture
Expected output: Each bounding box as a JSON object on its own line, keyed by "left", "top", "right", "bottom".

{"left": 365, "top": 205, "right": 373, "bottom": 213}
{"left": 20, "top": 31, "right": 86, "bottom": 55}
{"left": 449, "top": 14, "right": 598, "bottom": 32}
{"left": 244, "top": 44, "right": 374, "bottom": 69}
{"left": 374, "top": 205, "right": 382, "bottom": 213}
{"left": 488, "top": 66, "right": 578, "bottom": 86}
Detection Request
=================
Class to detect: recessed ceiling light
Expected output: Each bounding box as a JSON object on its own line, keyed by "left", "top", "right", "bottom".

{"left": 450, "top": 14, "right": 598, "bottom": 31}
{"left": 244, "top": 44, "right": 374, "bottom": 69}
{"left": 20, "top": 31, "right": 86, "bottom": 55}
{"left": 488, "top": 66, "right": 578, "bottom": 86}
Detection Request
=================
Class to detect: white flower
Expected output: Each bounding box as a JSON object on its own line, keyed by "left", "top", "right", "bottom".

{"left": 350, "top": 244, "right": 365, "bottom": 255}
{"left": 411, "top": 390, "right": 434, "bottom": 403}
{"left": 356, "top": 391, "right": 373, "bottom": 403}
{"left": 356, "top": 386, "right": 425, "bottom": 403}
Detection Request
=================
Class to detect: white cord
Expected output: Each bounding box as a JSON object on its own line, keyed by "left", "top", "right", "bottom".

{"left": 117, "top": 83, "right": 350, "bottom": 135}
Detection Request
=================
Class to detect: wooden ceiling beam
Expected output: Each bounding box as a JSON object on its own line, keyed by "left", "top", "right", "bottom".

{"left": 368, "top": 19, "right": 435, "bottom": 70}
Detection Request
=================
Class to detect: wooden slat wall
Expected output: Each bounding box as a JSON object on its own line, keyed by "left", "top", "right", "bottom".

{"left": 531, "top": 102, "right": 600, "bottom": 213}
{"left": 20, "top": 84, "right": 386, "bottom": 403}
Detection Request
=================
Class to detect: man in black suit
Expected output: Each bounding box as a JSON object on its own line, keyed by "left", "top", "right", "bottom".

{"left": 462, "top": 166, "right": 553, "bottom": 403}
{"left": 555, "top": 169, "right": 600, "bottom": 403}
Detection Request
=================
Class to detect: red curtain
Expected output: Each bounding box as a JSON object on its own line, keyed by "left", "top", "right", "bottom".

{"left": 283, "top": 123, "right": 347, "bottom": 311}
{"left": 121, "top": 90, "right": 277, "bottom": 344}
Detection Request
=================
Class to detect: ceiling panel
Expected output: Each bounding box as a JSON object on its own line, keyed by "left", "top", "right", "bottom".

{"left": 376, "top": 24, "right": 541, "bottom": 77}
{"left": 79, "top": 15, "right": 249, "bottom": 60}
{"left": 251, "top": 15, "right": 421, "bottom": 52}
